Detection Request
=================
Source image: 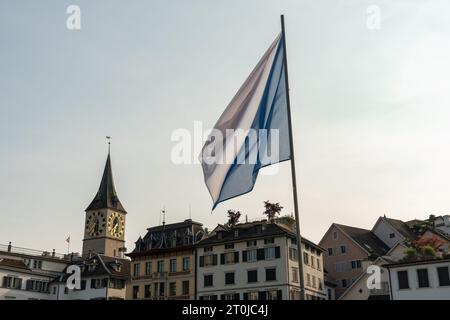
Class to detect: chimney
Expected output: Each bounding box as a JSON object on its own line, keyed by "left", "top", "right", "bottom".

{"left": 52, "top": 249, "right": 55, "bottom": 257}
{"left": 7, "top": 242, "right": 12, "bottom": 252}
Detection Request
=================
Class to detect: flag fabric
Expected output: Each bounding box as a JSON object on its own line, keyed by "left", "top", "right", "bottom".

{"left": 201, "top": 34, "right": 291, "bottom": 209}
{"left": 66, "top": 236, "right": 70, "bottom": 243}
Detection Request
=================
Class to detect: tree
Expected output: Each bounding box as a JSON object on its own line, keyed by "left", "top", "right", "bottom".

{"left": 263, "top": 201, "right": 283, "bottom": 222}
{"left": 412, "top": 236, "right": 444, "bottom": 252}
{"left": 226, "top": 210, "right": 241, "bottom": 227}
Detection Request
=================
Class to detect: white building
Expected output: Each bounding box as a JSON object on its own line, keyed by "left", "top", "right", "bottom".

{"left": 196, "top": 220, "right": 326, "bottom": 300}
{"left": 386, "top": 257, "right": 450, "bottom": 300}
{"left": 0, "top": 243, "right": 71, "bottom": 300}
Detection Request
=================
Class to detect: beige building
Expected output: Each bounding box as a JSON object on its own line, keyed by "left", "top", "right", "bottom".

{"left": 127, "top": 220, "right": 205, "bottom": 300}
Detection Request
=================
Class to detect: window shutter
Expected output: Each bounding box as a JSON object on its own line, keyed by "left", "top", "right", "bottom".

{"left": 277, "top": 290, "right": 282, "bottom": 300}
{"left": 199, "top": 256, "right": 204, "bottom": 267}
{"left": 243, "top": 292, "right": 248, "bottom": 300}
{"left": 242, "top": 250, "right": 247, "bottom": 262}
{"left": 16, "top": 278, "right": 22, "bottom": 289}
{"left": 2, "top": 277, "right": 7, "bottom": 288}
{"left": 258, "top": 291, "right": 267, "bottom": 300}
{"left": 257, "top": 248, "right": 265, "bottom": 261}
{"left": 26, "top": 280, "right": 32, "bottom": 290}
{"left": 90, "top": 279, "right": 96, "bottom": 289}
{"left": 212, "top": 254, "right": 218, "bottom": 266}
{"left": 275, "top": 247, "right": 281, "bottom": 259}
{"left": 234, "top": 252, "right": 239, "bottom": 263}
{"left": 234, "top": 293, "right": 240, "bottom": 300}
{"left": 220, "top": 253, "right": 225, "bottom": 265}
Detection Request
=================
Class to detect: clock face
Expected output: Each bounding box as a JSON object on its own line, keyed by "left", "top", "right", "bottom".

{"left": 86, "top": 212, "right": 105, "bottom": 237}
{"left": 107, "top": 212, "right": 125, "bottom": 238}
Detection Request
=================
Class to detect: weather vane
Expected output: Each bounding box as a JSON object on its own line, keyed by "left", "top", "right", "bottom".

{"left": 106, "top": 136, "right": 111, "bottom": 153}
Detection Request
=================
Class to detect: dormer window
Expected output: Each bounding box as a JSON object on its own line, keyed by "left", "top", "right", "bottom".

{"left": 234, "top": 230, "right": 239, "bottom": 238}
{"left": 88, "top": 264, "right": 96, "bottom": 272}
{"left": 389, "top": 233, "right": 395, "bottom": 238}
{"left": 333, "top": 231, "right": 338, "bottom": 240}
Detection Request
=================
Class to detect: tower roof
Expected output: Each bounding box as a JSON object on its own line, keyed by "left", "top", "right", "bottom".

{"left": 85, "top": 153, "right": 126, "bottom": 214}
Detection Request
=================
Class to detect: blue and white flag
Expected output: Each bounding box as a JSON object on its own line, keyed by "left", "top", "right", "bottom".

{"left": 201, "top": 34, "right": 291, "bottom": 209}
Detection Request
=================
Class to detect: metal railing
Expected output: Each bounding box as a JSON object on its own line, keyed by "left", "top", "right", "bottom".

{"left": 0, "top": 243, "right": 67, "bottom": 260}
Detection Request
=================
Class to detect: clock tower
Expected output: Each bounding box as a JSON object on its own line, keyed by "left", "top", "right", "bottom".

{"left": 82, "top": 152, "right": 127, "bottom": 258}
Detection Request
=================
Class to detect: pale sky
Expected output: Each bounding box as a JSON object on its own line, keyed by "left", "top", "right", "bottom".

{"left": 2, "top": 0, "right": 450, "bottom": 254}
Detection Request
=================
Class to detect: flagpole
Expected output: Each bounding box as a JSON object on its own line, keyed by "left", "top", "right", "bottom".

{"left": 280, "top": 14, "right": 306, "bottom": 301}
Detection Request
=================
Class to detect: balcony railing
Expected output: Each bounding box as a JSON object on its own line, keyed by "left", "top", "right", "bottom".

{"left": 0, "top": 243, "right": 67, "bottom": 260}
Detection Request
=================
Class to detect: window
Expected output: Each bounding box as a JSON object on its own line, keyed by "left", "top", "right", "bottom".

{"left": 264, "top": 238, "right": 275, "bottom": 244}
{"left": 340, "top": 246, "right": 346, "bottom": 254}
{"left": 248, "top": 270, "right": 258, "bottom": 283}
{"left": 247, "top": 240, "right": 257, "bottom": 247}
{"left": 224, "top": 252, "right": 237, "bottom": 264}
{"left": 158, "top": 282, "right": 165, "bottom": 297}
{"left": 33, "top": 260, "right": 43, "bottom": 269}
{"left": 303, "top": 252, "right": 309, "bottom": 265}
{"left": 108, "top": 279, "right": 124, "bottom": 289}
{"left": 204, "top": 274, "right": 213, "bottom": 287}
{"left": 417, "top": 269, "right": 430, "bottom": 288}
{"left": 145, "top": 262, "right": 152, "bottom": 275}
{"left": 292, "top": 267, "right": 299, "bottom": 283}
{"left": 389, "top": 233, "right": 396, "bottom": 238}
{"left": 234, "top": 230, "right": 239, "bottom": 238}
{"left": 306, "top": 273, "right": 311, "bottom": 286}
{"left": 26, "top": 280, "right": 49, "bottom": 293}
{"left": 170, "top": 259, "right": 177, "bottom": 273}
{"left": 225, "top": 243, "right": 234, "bottom": 250}
{"left": 246, "top": 292, "right": 259, "bottom": 300}
{"left": 437, "top": 266, "right": 450, "bottom": 286}
{"left": 222, "top": 293, "right": 238, "bottom": 300}
{"left": 317, "top": 258, "right": 321, "bottom": 270}
{"left": 267, "top": 290, "right": 279, "bottom": 300}
{"left": 311, "top": 258, "right": 315, "bottom": 268}
{"left": 333, "top": 231, "right": 338, "bottom": 240}
{"left": 133, "top": 263, "right": 140, "bottom": 277}
{"left": 351, "top": 260, "right": 362, "bottom": 269}
{"left": 327, "top": 248, "right": 333, "bottom": 256}
{"left": 265, "top": 268, "right": 276, "bottom": 281}
{"left": 202, "top": 254, "right": 217, "bottom": 267}
{"left": 204, "top": 247, "right": 213, "bottom": 252}
{"left": 289, "top": 248, "right": 298, "bottom": 261}
{"left": 397, "top": 270, "right": 409, "bottom": 290}
{"left": 312, "top": 276, "right": 316, "bottom": 288}
{"left": 246, "top": 249, "right": 257, "bottom": 262}
{"left": 157, "top": 260, "right": 164, "bottom": 273}
{"left": 169, "top": 282, "right": 176, "bottom": 296}
{"left": 132, "top": 286, "right": 139, "bottom": 299}
{"left": 90, "top": 278, "right": 106, "bottom": 289}
{"left": 144, "top": 285, "right": 151, "bottom": 298}
{"left": 182, "top": 281, "right": 189, "bottom": 295}
{"left": 291, "top": 238, "right": 297, "bottom": 245}
{"left": 265, "top": 247, "right": 276, "bottom": 260}
{"left": 341, "top": 279, "right": 347, "bottom": 288}
{"left": 225, "top": 272, "right": 235, "bottom": 285}
{"left": 183, "top": 257, "right": 190, "bottom": 271}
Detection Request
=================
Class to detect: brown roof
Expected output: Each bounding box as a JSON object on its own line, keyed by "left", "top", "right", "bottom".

{"left": 384, "top": 217, "right": 416, "bottom": 241}
{"left": 0, "top": 258, "right": 30, "bottom": 270}
{"left": 336, "top": 224, "right": 389, "bottom": 257}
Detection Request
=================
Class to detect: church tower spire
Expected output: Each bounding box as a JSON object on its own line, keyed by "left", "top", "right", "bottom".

{"left": 85, "top": 153, "right": 126, "bottom": 214}
{"left": 82, "top": 149, "right": 127, "bottom": 258}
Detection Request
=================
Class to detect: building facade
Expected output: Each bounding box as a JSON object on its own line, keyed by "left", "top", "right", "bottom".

{"left": 386, "top": 258, "right": 450, "bottom": 300}
{"left": 319, "top": 223, "right": 389, "bottom": 298}
{"left": 127, "top": 219, "right": 205, "bottom": 300}
{"left": 196, "top": 221, "right": 326, "bottom": 300}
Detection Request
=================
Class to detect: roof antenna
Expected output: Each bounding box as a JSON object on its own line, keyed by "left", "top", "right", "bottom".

{"left": 106, "top": 136, "right": 111, "bottom": 154}
{"left": 161, "top": 206, "right": 166, "bottom": 227}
